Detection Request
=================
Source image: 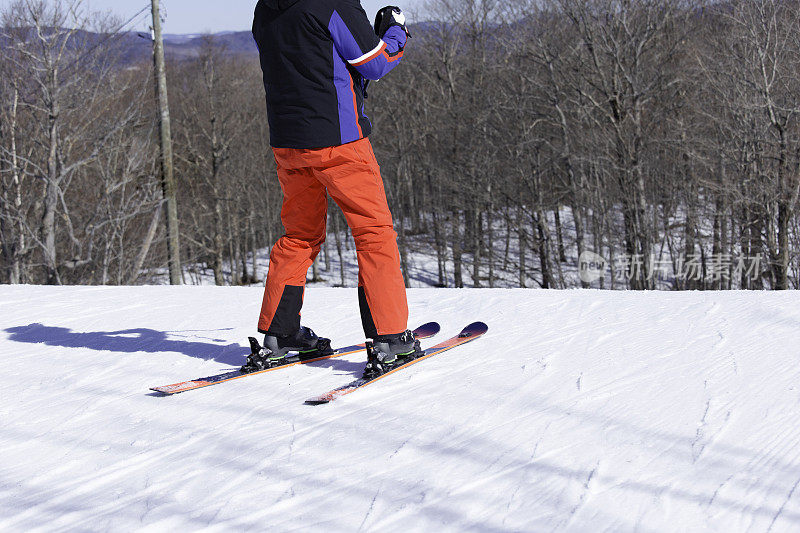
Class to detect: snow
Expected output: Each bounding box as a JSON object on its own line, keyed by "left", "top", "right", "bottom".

{"left": 1, "top": 285, "right": 800, "bottom": 531}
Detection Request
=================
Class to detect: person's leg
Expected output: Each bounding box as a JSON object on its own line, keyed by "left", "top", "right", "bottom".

{"left": 312, "top": 138, "right": 409, "bottom": 338}
{"left": 258, "top": 149, "right": 328, "bottom": 336}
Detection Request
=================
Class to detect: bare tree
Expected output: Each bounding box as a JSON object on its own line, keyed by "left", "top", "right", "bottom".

{"left": 0, "top": 0, "right": 144, "bottom": 283}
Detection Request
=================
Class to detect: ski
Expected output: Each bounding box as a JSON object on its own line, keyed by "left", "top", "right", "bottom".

{"left": 305, "top": 321, "right": 488, "bottom": 405}
{"left": 150, "top": 322, "right": 441, "bottom": 395}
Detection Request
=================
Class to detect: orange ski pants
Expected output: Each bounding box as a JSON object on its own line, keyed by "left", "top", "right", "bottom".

{"left": 258, "top": 137, "right": 409, "bottom": 339}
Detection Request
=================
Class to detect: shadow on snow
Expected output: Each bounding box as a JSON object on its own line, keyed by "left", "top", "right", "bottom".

{"left": 5, "top": 323, "right": 245, "bottom": 366}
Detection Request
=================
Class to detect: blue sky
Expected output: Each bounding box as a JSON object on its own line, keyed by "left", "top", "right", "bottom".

{"left": 0, "top": 0, "right": 419, "bottom": 35}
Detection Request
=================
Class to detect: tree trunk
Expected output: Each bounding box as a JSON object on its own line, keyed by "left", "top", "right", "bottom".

{"left": 310, "top": 257, "right": 320, "bottom": 282}
{"left": 250, "top": 221, "right": 259, "bottom": 283}
{"left": 572, "top": 205, "right": 589, "bottom": 288}
{"left": 452, "top": 210, "right": 463, "bottom": 288}
{"left": 750, "top": 212, "right": 764, "bottom": 290}
{"left": 554, "top": 208, "right": 567, "bottom": 263}
{"left": 43, "top": 108, "right": 60, "bottom": 284}
{"left": 398, "top": 215, "right": 410, "bottom": 288}
{"left": 212, "top": 195, "right": 225, "bottom": 286}
{"left": 432, "top": 210, "right": 446, "bottom": 287}
{"left": 333, "top": 212, "right": 345, "bottom": 287}
{"left": 739, "top": 208, "right": 750, "bottom": 290}
{"left": 518, "top": 207, "right": 526, "bottom": 288}
{"left": 129, "top": 203, "right": 163, "bottom": 284}
{"left": 7, "top": 89, "right": 23, "bottom": 283}
{"left": 487, "top": 210, "right": 495, "bottom": 288}
{"left": 503, "top": 204, "right": 511, "bottom": 271}
{"left": 472, "top": 212, "right": 481, "bottom": 288}
{"left": 228, "top": 209, "right": 239, "bottom": 285}
{"left": 683, "top": 191, "right": 698, "bottom": 291}
{"left": 240, "top": 240, "right": 249, "bottom": 285}
{"left": 323, "top": 214, "right": 330, "bottom": 272}
{"left": 776, "top": 200, "right": 789, "bottom": 290}
{"left": 535, "top": 210, "right": 554, "bottom": 289}
{"left": 152, "top": 0, "right": 182, "bottom": 284}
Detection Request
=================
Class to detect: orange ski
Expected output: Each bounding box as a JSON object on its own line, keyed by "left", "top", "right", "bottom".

{"left": 150, "top": 322, "right": 440, "bottom": 395}
{"left": 305, "top": 322, "right": 488, "bottom": 405}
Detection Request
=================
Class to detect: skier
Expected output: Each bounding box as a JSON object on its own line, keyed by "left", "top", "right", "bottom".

{"left": 245, "top": 1, "right": 417, "bottom": 374}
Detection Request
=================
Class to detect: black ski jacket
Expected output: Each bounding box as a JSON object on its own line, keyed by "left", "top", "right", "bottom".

{"left": 253, "top": 0, "right": 407, "bottom": 149}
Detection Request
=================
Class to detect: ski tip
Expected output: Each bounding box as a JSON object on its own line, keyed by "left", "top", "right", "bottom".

{"left": 304, "top": 398, "right": 330, "bottom": 405}
{"left": 460, "top": 321, "right": 488, "bottom": 337}
{"left": 150, "top": 380, "right": 210, "bottom": 395}
{"left": 414, "top": 321, "right": 441, "bottom": 338}
{"left": 150, "top": 386, "right": 178, "bottom": 395}
{"left": 305, "top": 390, "right": 340, "bottom": 404}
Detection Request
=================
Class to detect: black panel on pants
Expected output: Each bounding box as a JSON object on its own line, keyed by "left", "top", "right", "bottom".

{"left": 262, "top": 285, "right": 305, "bottom": 336}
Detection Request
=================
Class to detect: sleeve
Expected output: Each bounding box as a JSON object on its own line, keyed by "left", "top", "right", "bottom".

{"left": 328, "top": 0, "right": 406, "bottom": 81}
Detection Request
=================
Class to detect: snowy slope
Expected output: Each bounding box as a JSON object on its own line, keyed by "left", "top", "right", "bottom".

{"left": 1, "top": 286, "right": 800, "bottom": 532}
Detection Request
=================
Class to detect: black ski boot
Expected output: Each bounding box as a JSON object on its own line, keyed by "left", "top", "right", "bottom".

{"left": 362, "top": 329, "right": 421, "bottom": 379}
{"left": 241, "top": 327, "right": 333, "bottom": 373}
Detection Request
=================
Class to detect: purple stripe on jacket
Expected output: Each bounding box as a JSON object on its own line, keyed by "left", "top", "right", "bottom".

{"left": 328, "top": 12, "right": 362, "bottom": 143}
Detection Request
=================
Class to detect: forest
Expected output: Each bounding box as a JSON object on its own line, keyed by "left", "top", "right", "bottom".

{"left": 1, "top": 0, "right": 799, "bottom": 290}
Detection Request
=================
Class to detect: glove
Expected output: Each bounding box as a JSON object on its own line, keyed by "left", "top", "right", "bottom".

{"left": 374, "top": 6, "right": 411, "bottom": 39}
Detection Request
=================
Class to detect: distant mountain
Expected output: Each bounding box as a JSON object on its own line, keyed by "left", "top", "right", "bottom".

{"left": 117, "top": 30, "right": 257, "bottom": 63}
{"left": 7, "top": 26, "right": 440, "bottom": 66}
{"left": 162, "top": 31, "right": 258, "bottom": 58}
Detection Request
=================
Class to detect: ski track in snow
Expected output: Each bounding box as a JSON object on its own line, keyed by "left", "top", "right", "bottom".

{"left": 1, "top": 286, "right": 800, "bottom": 531}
